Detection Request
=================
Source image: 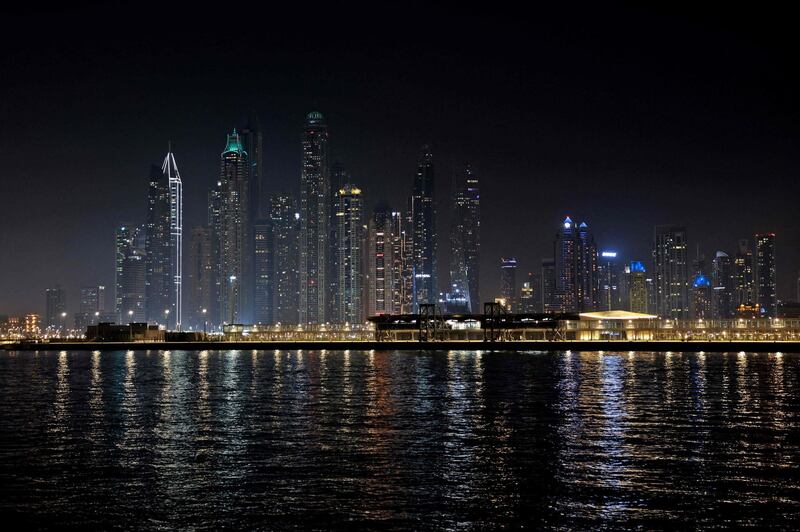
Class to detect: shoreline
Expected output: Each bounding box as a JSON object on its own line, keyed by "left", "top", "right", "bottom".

{"left": 3, "top": 340, "right": 799, "bottom": 353}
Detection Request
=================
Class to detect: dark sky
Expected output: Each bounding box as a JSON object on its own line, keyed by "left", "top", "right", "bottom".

{"left": 1, "top": 2, "right": 798, "bottom": 315}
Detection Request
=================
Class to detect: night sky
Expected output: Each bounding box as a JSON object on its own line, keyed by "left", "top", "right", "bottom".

{"left": 1, "top": 2, "right": 798, "bottom": 315}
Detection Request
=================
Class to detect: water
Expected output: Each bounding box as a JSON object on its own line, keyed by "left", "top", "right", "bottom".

{"left": 0, "top": 350, "right": 798, "bottom": 529}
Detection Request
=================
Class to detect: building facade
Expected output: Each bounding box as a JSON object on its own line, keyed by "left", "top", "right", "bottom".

{"left": 755, "top": 233, "right": 776, "bottom": 316}
{"left": 335, "top": 184, "right": 364, "bottom": 324}
{"left": 411, "top": 146, "right": 437, "bottom": 311}
{"left": 653, "top": 225, "right": 689, "bottom": 319}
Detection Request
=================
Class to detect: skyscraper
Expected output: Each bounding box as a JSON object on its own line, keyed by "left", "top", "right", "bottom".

{"left": 185, "top": 227, "right": 212, "bottom": 330}
{"left": 390, "top": 211, "right": 413, "bottom": 314}
{"left": 576, "top": 222, "right": 598, "bottom": 311}
{"left": 253, "top": 219, "right": 271, "bottom": 324}
{"left": 711, "top": 251, "right": 735, "bottom": 319}
{"left": 239, "top": 113, "right": 264, "bottom": 220}
{"left": 500, "top": 257, "right": 518, "bottom": 312}
{"left": 299, "top": 111, "right": 330, "bottom": 324}
{"left": 449, "top": 164, "right": 480, "bottom": 311}
{"left": 755, "top": 233, "right": 776, "bottom": 316}
{"left": 207, "top": 181, "right": 223, "bottom": 328}
{"left": 734, "top": 238, "right": 755, "bottom": 307}
{"left": 629, "top": 261, "right": 648, "bottom": 314}
{"left": 541, "top": 258, "right": 557, "bottom": 313}
{"left": 411, "top": 145, "right": 436, "bottom": 311}
{"left": 74, "top": 285, "right": 107, "bottom": 330}
{"left": 520, "top": 272, "right": 537, "bottom": 313}
{"left": 367, "top": 204, "right": 392, "bottom": 317}
{"left": 597, "top": 251, "right": 620, "bottom": 311}
{"left": 45, "top": 285, "right": 66, "bottom": 329}
{"left": 270, "top": 194, "right": 300, "bottom": 324}
{"left": 219, "top": 129, "right": 252, "bottom": 324}
{"left": 691, "top": 273, "right": 712, "bottom": 319}
{"left": 144, "top": 147, "right": 182, "bottom": 329}
{"left": 115, "top": 224, "right": 147, "bottom": 322}
{"left": 653, "top": 225, "right": 689, "bottom": 319}
{"left": 335, "top": 184, "right": 364, "bottom": 324}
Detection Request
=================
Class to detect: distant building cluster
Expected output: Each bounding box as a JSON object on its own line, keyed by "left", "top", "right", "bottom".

{"left": 14, "top": 112, "right": 799, "bottom": 339}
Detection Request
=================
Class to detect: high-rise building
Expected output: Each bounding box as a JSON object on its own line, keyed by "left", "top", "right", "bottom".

{"left": 629, "top": 261, "right": 648, "bottom": 314}
{"left": 253, "top": 219, "right": 271, "bottom": 324}
{"left": 367, "top": 204, "right": 392, "bottom": 317}
{"left": 207, "top": 181, "right": 223, "bottom": 328}
{"left": 576, "top": 222, "right": 598, "bottom": 311}
{"left": 712, "top": 251, "right": 735, "bottom": 319}
{"left": 45, "top": 285, "right": 66, "bottom": 329}
{"left": 411, "top": 146, "right": 437, "bottom": 311}
{"left": 74, "top": 285, "right": 107, "bottom": 330}
{"left": 334, "top": 184, "right": 364, "bottom": 324}
{"left": 239, "top": 113, "right": 264, "bottom": 220}
{"left": 219, "top": 129, "right": 252, "bottom": 324}
{"left": 270, "top": 194, "right": 300, "bottom": 324}
{"left": 653, "top": 225, "right": 689, "bottom": 319}
{"left": 389, "top": 211, "right": 412, "bottom": 314}
{"left": 115, "top": 224, "right": 147, "bottom": 322}
{"left": 598, "top": 250, "right": 620, "bottom": 311}
{"left": 449, "top": 164, "right": 480, "bottom": 312}
{"left": 541, "top": 258, "right": 557, "bottom": 313}
{"left": 185, "top": 227, "right": 212, "bottom": 331}
{"left": 691, "top": 273, "right": 712, "bottom": 319}
{"left": 733, "top": 239, "right": 756, "bottom": 307}
{"left": 143, "top": 148, "right": 182, "bottom": 329}
{"left": 520, "top": 272, "right": 537, "bottom": 313}
{"left": 554, "top": 217, "right": 577, "bottom": 312}
{"left": 500, "top": 257, "right": 517, "bottom": 312}
{"left": 299, "top": 111, "right": 330, "bottom": 324}
{"left": 755, "top": 233, "right": 776, "bottom": 317}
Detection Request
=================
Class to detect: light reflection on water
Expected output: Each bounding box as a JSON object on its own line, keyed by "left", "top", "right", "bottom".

{"left": 0, "top": 349, "right": 799, "bottom": 529}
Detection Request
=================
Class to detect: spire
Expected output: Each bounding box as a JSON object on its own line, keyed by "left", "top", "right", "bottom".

{"left": 162, "top": 141, "right": 180, "bottom": 180}
{"left": 222, "top": 129, "right": 246, "bottom": 156}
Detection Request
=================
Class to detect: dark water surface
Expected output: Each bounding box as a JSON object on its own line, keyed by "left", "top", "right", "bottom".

{"left": 1, "top": 350, "right": 799, "bottom": 529}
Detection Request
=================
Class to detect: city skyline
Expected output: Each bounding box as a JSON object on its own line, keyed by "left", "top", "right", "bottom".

{"left": 2, "top": 4, "right": 800, "bottom": 316}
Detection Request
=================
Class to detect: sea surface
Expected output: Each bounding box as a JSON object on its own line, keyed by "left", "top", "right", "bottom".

{"left": 1, "top": 349, "right": 799, "bottom": 529}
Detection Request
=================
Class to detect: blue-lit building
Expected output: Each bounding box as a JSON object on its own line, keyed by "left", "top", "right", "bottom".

{"left": 691, "top": 273, "right": 712, "bottom": 319}
{"left": 629, "top": 261, "right": 648, "bottom": 314}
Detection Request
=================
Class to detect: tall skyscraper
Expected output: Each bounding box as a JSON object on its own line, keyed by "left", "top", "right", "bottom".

{"left": 239, "top": 113, "right": 264, "bottom": 220}
{"left": 449, "top": 164, "right": 480, "bottom": 311}
{"left": 390, "top": 211, "right": 412, "bottom": 314}
{"left": 553, "top": 217, "right": 596, "bottom": 312}
{"left": 45, "top": 285, "right": 66, "bottom": 329}
{"left": 653, "top": 225, "right": 689, "bottom": 319}
{"left": 270, "top": 194, "right": 300, "bottom": 324}
{"left": 367, "top": 204, "right": 392, "bottom": 317}
{"left": 219, "top": 129, "right": 252, "bottom": 324}
{"left": 143, "top": 147, "right": 182, "bottom": 329}
{"left": 207, "top": 181, "right": 223, "bottom": 328}
{"left": 185, "top": 227, "right": 212, "bottom": 330}
{"left": 115, "top": 224, "right": 147, "bottom": 322}
{"left": 734, "top": 238, "right": 755, "bottom": 307}
{"left": 520, "top": 272, "right": 537, "bottom": 313}
{"left": 691, "top": 273, "right": 712, "bottom": 319}
{"left": 576, "top": 222, "right": 598, "bottom": 311}
{"left": 755, "top": 233, "right": 776, "bottom": 316}
{"left": 598, "top": 251, "right": 620, "bottom": 311}
{"left": 411, "top": 146, "right": 437, "bottom": 311}
{"left": 74, "top": 285, "right": 106, "bottom": 330}
{"left": 500, "top": 257, "right": 518, "bottom": 312}
{"left": 629, "top": 261, "right": 648, "bottom": 314}
{"left": 712, "top": 251, "right": 735, "bottom": 319}
{"left": 335, "top": 184, "right": 364, "bottom": 324}
{"left": 541, "top": 258, "right": 557, "bottom": 313}
{"left": 299, "top": 111, "right": 330, "bottom": 324}
{"left": 253, "top": 219, "right": 271, "bottom": 324}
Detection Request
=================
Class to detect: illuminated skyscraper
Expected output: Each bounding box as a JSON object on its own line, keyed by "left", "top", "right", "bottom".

{"left": 499, "top": 257, "right": 518, "bottom": 312}
{"left": 691, "top": 273, "right": 712, "bottom": 319}
{"left": 576, "top": 222, "right": 598, "bottom": 311}
{"left": 734, "top": 238, "right": 755, "bottom": 307}
{"left": 520, "top": 272, "right": 537, "bottom": 313}
{"left": 115, "top": 224, "right": 147, "bottom": 322}
{"left": 755, "top": 233, "right": 776, "bottom": 316}
{"left": 554, "top": 217, "right": 577, "bottom": 312}
{"left": 712, "top": 251, "right": 735, "bottom": 319}
{"left": 335, "top": 184, "right": 364, "bottom": 324}
{"left": 219, "top": 129, "right": 252, "bottom": 324}
{"left": 541, "top": 258, "right": 557, "bottom": 313}
{"left": 367, "top": 204, "right": 392, "bottom": 317}
{"left": 45, "top": 285, "right": 66, "bottom": 329}
{"left": 411, "top": 146, "right": 436, "bottom": 311}
{"left": 207, "top": 181, "right": 223, "bottom": 327}
{"left": 270, "top": 194, "right": 300, "bottom": 324}
{"left": 598, "top": 251, "right": 620, "bottom": 311}
{"left": 653, "top": 225, "right": 689, "bottom": 319}
{"left": 449, "top": 164, "right": 480, "bottom": 311}
{"left": 253, "top": 219, "right": 271, "bottom": 324}
{"left": 299, "top": 111, "right": 330, "bottom": 324}
{"left": 185, "top": 227, "right": 212, "bottom": 330}
{"left": 391, "top": 211, "right": 412, "bottom": 314}
{"left": 629, "top": 261, "right": 648, "bottom": 314}
{"left": 144, "top": 147, "right": 182, "bottom": 329}
{"left": 74, "top": 285, "right": 107, "bottom": 330}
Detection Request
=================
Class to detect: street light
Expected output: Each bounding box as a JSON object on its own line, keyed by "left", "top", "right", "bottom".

{"left": 164, "top": 309, "right": 170, "bottom": 331}
{"left": 229, "top": 275, "right": 237, "bottom": 326}
{"left": 128, "top": 310, "right": 134, "bottom": 341}
{"left": 60, "top": 312, "right": 67, "bottom": 338}
{"left": 202, "top": 308, "right": 207, "bottom": 337}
